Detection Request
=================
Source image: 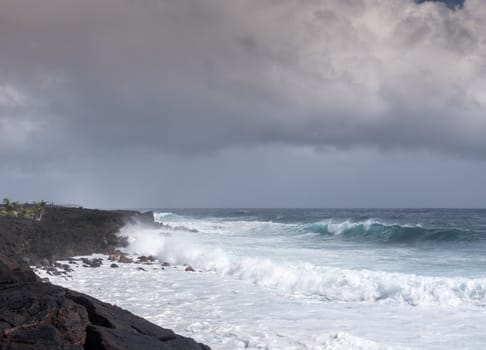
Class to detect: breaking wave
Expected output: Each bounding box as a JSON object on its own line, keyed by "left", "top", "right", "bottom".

{"left": 120, "top": 224, "right": 486, "bottom": 307}
{"left": 303, "top": 220, "right": 479, "bottom": 243}
{"left": 154, "top": 212, "right": 481, "bottom": 244}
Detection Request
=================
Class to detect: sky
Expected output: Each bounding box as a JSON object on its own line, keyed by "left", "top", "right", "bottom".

{"left": 1, "top": 0, "right": 485, "bottom": 208}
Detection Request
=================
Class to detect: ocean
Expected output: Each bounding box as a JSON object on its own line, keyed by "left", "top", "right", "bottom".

{"left": 40, "top": 209, "right": 486, "bottom": 349}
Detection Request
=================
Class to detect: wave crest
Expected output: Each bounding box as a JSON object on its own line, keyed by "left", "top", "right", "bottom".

{"left": 304, "top": 220, "right": 476, "bottom": 243}
{"left": 154, "top": 212, "right": 479, "bottom": 244}
{"left": 120, "top": 224, "right": 486, "bottom": 307}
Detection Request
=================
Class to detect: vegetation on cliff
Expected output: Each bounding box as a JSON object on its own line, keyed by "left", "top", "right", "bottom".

{"left": 0, "top": 198, "right": 47, "bottom": 221}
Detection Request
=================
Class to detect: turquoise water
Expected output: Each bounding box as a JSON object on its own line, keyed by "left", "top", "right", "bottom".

{"left": 153, "top": 208, "right": 486, "bottom": 278}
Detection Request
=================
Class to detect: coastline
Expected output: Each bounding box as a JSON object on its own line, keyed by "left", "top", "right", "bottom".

{"left": 0, "top": 205, "right": 210, "bottom": 350}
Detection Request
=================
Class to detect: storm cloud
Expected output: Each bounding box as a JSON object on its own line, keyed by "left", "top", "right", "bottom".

{"left": 1, "top": 0, "right": 486, "bottom": 207}
{"left": 1, "top": 0, "right": 485, "bottom": 161}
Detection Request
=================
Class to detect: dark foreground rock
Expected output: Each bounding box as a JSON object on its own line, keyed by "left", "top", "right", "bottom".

{"left": 0, "top": 227, "right": 40, "bottom": 285}
{"left": 0, "top": 206, "right": 211, "bottom": 350}
{"left": 0, "top": 281, "right": 210, "bottom": 350}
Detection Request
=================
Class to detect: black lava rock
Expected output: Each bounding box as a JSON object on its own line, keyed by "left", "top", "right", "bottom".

{"left": 0, "top": 206, "right": 211, "bottom": 350}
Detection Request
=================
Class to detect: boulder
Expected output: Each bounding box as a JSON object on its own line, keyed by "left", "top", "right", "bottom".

{"left": 137, "top": 255, "right": 156, "bottom": 263}
{"left": 0, "top": 282, "right": 210, "bottom": 350}
{"left": 0, "top": 283, "right": 89, "bottom": 349}
{"left": 81, "top": 258, "right": 103, "bottom": 268}
{"left": 118, "top": 255, "right": 133, "bottom": 264}
{"left": 55, "top": 262, "right": 74, "bottom": 272}
{"left": 0, "top": 255, "right": 39, "bottom": 285}
{"left": 108, "top": 254, "right": 120, "bottom": 261}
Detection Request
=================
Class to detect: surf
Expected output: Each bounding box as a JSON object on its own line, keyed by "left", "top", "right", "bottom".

{"left": 120, "top": 223, "right": 486, "bottom": 307}
{"left": 154, "top": 211, "right": 482, "bottom": 244}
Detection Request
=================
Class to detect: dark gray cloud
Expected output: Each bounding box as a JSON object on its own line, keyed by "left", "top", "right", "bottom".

{"left": 1, "top": 0, "right": 486, "bottom": 161}
{"left": 1, "top": 0, "right": 486, "bottom": 207}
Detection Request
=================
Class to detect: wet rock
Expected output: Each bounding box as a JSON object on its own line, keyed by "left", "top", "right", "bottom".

{"left": 108, "top": 253, "right": 120, "bottom": 261}
{"left": 81, "top": 258, "right": 103, "bottom": 268}
{"left": 0, "top": 283, "right": 89, "bottom": 349}
{"left": 47, "top": 270, "right": 64, "bottom": 276}
{"left": 0, "top": 282, "right": 210, "bottom": 350}
{"left": 137, "top": 255, "right": 156, "bottom": 263}
{"left": 0, "top": 255, "right": 39, "bottom": 284}
{"left": 137, "top": 267, "right": 147, "bottom": 272}
{"left": 185, "top": 265, "right": 195, "bottom": 272}
{"left": 108, "top": 250, "right": 135, "bottom": 264}
{"left": 56, "top": 262, "right": 74, "bottom": 272}
{"left": 118, "top": 254, "right": 133, "bottom": 263}
{"left": 110, "top": 263, "right": 119, "bottom": 268}
{"left": 162, "top": 262, "right": 170, "bottom": 267}
{"left": 44, "top": 266, "right": 67, "bottom": 276}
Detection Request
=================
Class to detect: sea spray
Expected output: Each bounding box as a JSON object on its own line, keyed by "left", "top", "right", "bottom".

{"left": 154, "top": 212, "right": 481, "bottom": 244}
{"left": 120, "top": 223, "right": 486, "bottom": 307}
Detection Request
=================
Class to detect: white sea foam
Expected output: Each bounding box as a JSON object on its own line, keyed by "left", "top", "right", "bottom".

{"left": 153, "top": 213, "right": 422, "bottom": 240}
{"left": 154, "top": 212, "right": 184, "bottom": 221}
{"left": 304, "top": 219, "right": 422, "bottom": 236}
{"left": 316, "top": 333, "right": 399, "bottom": 350}
{"left": 120, "top": 224, "right": 486, "bottom": 307}
{"left": 321, "top": 219, "right": 380, "bottom": 235}
{"left": 34, "top": 257, "right": 413, "bottom": 350}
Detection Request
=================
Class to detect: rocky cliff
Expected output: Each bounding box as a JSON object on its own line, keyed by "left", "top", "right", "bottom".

{"left": 0, "top": 206, "right": 210, "bottom": 350}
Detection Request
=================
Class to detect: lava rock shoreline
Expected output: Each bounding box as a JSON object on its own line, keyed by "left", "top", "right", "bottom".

{"left": 0, "top": 206, "right": 210, "bottom": 350}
